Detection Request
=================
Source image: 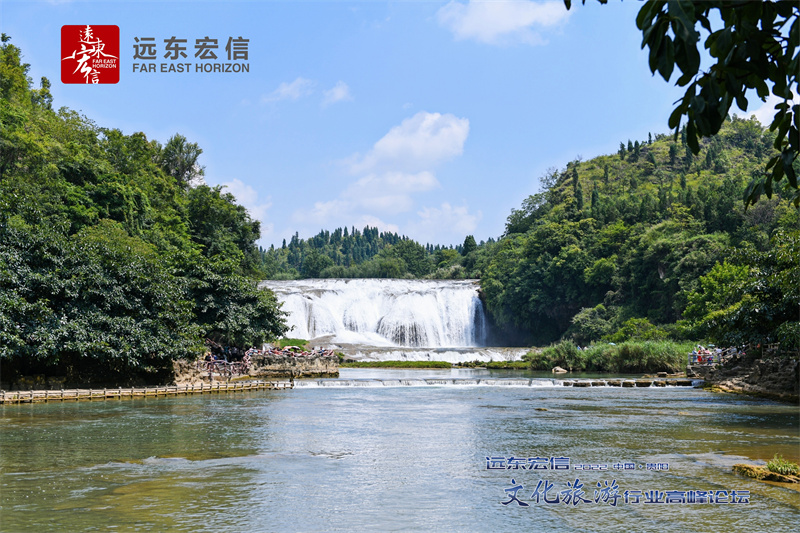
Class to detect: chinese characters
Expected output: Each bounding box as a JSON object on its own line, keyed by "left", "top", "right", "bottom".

{"left": 132, "top": 35, "right": 250, "bottom": 74}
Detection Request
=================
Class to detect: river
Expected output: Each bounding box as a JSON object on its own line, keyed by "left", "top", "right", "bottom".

{"left": 1, "top": 368, "right": 798, "bottom": 532}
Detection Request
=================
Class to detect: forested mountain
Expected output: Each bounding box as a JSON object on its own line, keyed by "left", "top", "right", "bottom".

{"left": 480, "top": 119, "right": 799, "bottom": 348}
{"left": 0, "top": 36, "right": 287, "bottom": 385}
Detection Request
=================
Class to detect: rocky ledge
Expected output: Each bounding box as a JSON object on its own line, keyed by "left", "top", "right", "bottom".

{"left": 248, "top": 352, "right": 339, "bottom": 378}
{"left": 690, "top": 356, "right": 799, "bottom": 404}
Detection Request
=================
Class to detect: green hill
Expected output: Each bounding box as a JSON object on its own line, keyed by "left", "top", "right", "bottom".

{"left": 480, "top": 119, "right": 799, "bottom": 349}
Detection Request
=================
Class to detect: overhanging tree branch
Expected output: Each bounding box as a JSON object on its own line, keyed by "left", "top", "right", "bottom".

{"left": 566, "top": 0, "right": 799, "bottom": 207}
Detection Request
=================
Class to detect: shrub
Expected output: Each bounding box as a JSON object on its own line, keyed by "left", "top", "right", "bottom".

{"left": 766, "top": 454, "right": 799, "bottom": 476}
{"left": 527, "top": 340, "right": 693, "bottom": 373}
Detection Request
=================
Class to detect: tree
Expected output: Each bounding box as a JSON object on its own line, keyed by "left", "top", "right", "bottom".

{"left": 301, "top": 249, "right": 334, "bottom": 278}
{"left": 462, "top": 235, "right": 477, "bottom": 256}
{"left": 565, "top": 1, "right": 799, "bottom": 206}
{"left": 187, "top": 185, "right": 262, "bottom": 274}
{"left": 505, "top": 192, "right": 549, "bottom": 235}
{"left": 390, "top": 239, "right": 431, "bottom": 277}
{"left": 0, "top": 219, "right": 199, "bottom": 383}
{"left": 159, "top": 133, "right": 205, "bottom": 189}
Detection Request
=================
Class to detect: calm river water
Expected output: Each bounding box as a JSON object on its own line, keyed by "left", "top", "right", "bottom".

{"left": 1, "top": 368, "right": 798, "bottom": 532}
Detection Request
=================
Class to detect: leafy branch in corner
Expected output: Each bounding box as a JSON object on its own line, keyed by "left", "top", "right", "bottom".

{"left": 566, "top": 0, "right": 799, "bottom": 207}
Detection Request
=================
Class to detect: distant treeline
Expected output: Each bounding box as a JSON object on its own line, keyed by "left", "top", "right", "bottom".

{"left": 260, "top": 227, "right": 495, "bottom": 280}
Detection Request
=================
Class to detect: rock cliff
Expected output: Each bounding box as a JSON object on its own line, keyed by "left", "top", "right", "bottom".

{"left": 693, "top": 356, "right": 799, "bottom": 403}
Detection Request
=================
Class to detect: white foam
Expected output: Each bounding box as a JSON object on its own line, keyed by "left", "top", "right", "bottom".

{"left": 260, "top": 279, "right": 488, "bottom": 348}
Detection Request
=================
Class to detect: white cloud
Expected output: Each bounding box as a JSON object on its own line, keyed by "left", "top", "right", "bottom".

{"left": 349, "top": 171, "right": 439, "bottom": 196}
{"left": 296, "top": 171, "right": 441, "bottom": 227}
{"left": 301, "top": 199, "right": 350, "bottom": 226}
{"left": 322, "top": 81, "right": 353, "bottom": 106}
{"left": 749, "top": 93, "right": 800, "bottom": 128}
{"left": 356, "top": 216, "right": 400, "bottom": 235}
{"left": 349, "top": 111, "right": 469, "bottom": 173}
{"left": 294, "top": 113, "right": 471, "bottom": 241}
{"left": 220, "top": 178, "right": 273, "bottom": 235}
{"left": 410, "top": 203, "right": 481, "bottom": 240}
{"left": 346, "top": 171, "right": 440, "bottom": 214}
{"left": 262, "top": 77, "right": 315, "bottom": 103}
{"left": 437, "top": 0, "right": 570, "bottom": 45}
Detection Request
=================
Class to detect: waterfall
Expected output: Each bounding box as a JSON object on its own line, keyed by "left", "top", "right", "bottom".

{"left": 259, "top": 279, "right": 489, "bottom": 347}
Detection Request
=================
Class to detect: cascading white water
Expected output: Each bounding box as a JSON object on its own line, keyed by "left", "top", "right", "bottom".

{"left": 259, "top": 279, "right": 489, "bottom": 347}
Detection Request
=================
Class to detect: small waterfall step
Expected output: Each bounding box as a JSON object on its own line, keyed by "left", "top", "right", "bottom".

{"left": 291, "top": 378, "right": 702, "bottom": 388}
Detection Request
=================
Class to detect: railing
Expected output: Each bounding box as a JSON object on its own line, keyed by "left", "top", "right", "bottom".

{"left": 197, "top": 359, "right": 251, "bottom": 376}
{"left": 687, "top": 348, "right": 740, "bottom": 366}
{"left": 0, "top": 380, "right": 293, "bottom": 404}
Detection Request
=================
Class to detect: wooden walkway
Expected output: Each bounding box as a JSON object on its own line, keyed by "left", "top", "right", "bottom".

{"left": 0, "top": 380, "right": 293, "bottom": 404}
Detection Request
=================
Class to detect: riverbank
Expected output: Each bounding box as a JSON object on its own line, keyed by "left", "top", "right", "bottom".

{"left": 697, "top": 356, "right": 800, "bottom": 404}
{"left": 173, "top": 352, "right": 339, "bottom": 383}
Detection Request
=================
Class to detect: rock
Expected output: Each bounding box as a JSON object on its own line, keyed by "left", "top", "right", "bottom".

{"left": 705, "top": 357, "right": 799, "bottom": 404}
{"left": 552, "top": 366, "right": 568, "bottom": 374}
{"left": 622, "top": 381, "right": 636, "bottom": 387}
{"left": 250, "top": 352, "right": 339, "bottom": 378}
{"left": 573, "top": 381, "right": 591, "bottom": 387}
{"left": 733, "top": 464, "right": 800, "bottom": 484}
{"left": 657, "top": 372, "right": 668, "bottom": 378}
{"left": 535, "top": 407, "right": 548, "bottom": 411}
{"left": 173, "top": 359, "right": 206, "bottom": 385}
{"left": 635, "top": 380, "right": 653, "bottom": 387}
{"left": 606, "top": 380, "right": 622, "bottom": 387}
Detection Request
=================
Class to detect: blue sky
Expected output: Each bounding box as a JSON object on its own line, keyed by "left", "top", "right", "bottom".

{"left": 1, "top": 0, "right": 780, "bottom": 248}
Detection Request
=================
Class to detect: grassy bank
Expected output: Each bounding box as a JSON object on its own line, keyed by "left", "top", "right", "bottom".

{"left": 525, "top": 340, "right": 695, "bottom": 373}
{"left": 273, "top": 338, "right": 309, "bottom": 349}
{"left": 454, "top": 361, "right": 530, "bottom": 369}
{"left": 340, "top": 361, "right": 453, "bottom": 369}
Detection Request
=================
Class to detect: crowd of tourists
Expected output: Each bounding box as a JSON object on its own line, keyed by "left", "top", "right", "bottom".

{"left": 199, "top": 339, "right": 258, "bottom": 376}
{"left": 690, "top": 345, "right": 744, "bottom": 365}
{"left": 264, "top": 346, "right": 335, "bottom": 358}
{"left": 198, "top": 340, "right": 336, "bottom": 377}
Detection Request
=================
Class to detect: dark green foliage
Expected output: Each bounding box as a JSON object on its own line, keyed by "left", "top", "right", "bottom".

{"left": 566, "top": 304, "right": 614, "bottom": 346}
{"left": 481, "top": 117, "right": 798, "bottom": 349}
{"left": 0, "top": 38, "right": 288, "bottom": 385}
{"left": 681, "top": 230, "right": 800, "bottom": 350}
{"left": 462, "top": 235, "right": 477, "bottom": 256}
{"left": 388, "top": 239, "right": 432, "bottom": 277}
{"left": 0, "top": 218, "right": 198, "bottom": 384}
{"left": 187, "top": 185, "right": 262, "bottom": 275}
{"left": 179, "top": 254, "right": 288, "bottom": 348}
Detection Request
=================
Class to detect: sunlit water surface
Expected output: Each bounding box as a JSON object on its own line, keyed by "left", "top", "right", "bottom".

{"left": 1, "top": 369, "right": 798, "bottom": 532}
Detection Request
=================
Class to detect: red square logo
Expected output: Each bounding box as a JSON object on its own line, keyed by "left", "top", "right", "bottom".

{"left": 61, "top": 25, "right": 119, "bottom": 84}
